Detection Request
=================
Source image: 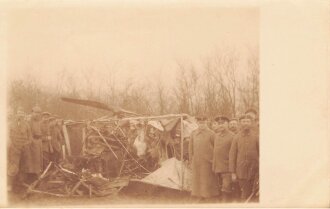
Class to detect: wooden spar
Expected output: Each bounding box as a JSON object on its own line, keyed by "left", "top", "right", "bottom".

{"left": 24, "top": 162, "right": 53, "bottom": 198}
{"left": 180, "top": 116, "right": 184, "bottom": 191}
{"left": 62, "top": 145, "right": 66, "bottom": 160}
{"left": 120, "top": 113, "right": 188, "bottom": 121}
{"left": 62, "top": 125, "right": 72, "bottom": 156}
{"left": 90, "top": 126, "right": 119, "bottom": 160}
{"left": 62, "top": 114, "right": 191, "bottom": 126}
{"left": 82, "top": 127, "right": 86, "bottom": 155}
{"left": 64, "top": 121, "right": 86, "bottom": 126}
{"left": 89, "top": 184, "right": 92, "bottom": 198}
{"left": 110, "top": 134, "right": 150, "bottom": 173}
{"left": 94, "top": 113, "right": 189, "bottom": 122}
{"left": 29, "top": 189, "right": 68, "bottom": 197}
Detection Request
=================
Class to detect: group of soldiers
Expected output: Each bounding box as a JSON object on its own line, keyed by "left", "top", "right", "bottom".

{"left": 7, "top": 106, "right": 66, "bottom": 192}
{"left": 7, "top": 105, "right": 258, "bottom": 203}
{"left": 189, "top": 109, "right": 259, "bottom": 203}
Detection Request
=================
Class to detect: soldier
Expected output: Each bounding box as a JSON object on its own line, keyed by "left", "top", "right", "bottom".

{"left": 210, "top": 119, "right": 219, "bottom": 131}
{"left": 229, "top": 115, "right": 259, "bottom": 201}
{"left": 189, "top": 116, "right": 219, "bottom": 201}
{"left": 27, "top": 106, "right": 44, "bottom": 176}
{"left": 7, "top": 109, "right": 32, "bottom": 191}
{"left": 245, "top": 109, "right": 259, "bottom": 132}
{"left": 245, "top": 109, "right": 257, "bottom": 121}
{"left": 212, "top": 116, "right": 234, "bottom": 202}
{"left": 228, "top": 118, "right": 239, "bottom": 134}
{"left": 40, "top": 112, "right": 54, "bottom": 169}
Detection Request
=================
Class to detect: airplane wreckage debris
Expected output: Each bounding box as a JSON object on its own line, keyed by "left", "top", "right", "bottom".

{"left": 24, "top": 98, "right": 197, "bottom": 198}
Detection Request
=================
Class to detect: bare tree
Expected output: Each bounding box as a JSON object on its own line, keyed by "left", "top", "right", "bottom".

{"left": 155, "top": 77, "right": 168, "bottom": 115}
{"left": 8, "top": 48, "right": 259, "bottom": 120}
{"left": 199, "top": 50, "right": 240, "bottom": 118}
{"left": 237, "top": 51, "right": 259, "bottom": 114}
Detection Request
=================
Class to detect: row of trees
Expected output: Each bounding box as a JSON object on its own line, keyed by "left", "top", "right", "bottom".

{"left": 8, "top": 50, "right": 259, "bottom": 120}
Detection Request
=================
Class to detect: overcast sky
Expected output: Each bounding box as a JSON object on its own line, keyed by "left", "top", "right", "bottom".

{"left": 6, "top": 3, "right": 258, "bottom": 91}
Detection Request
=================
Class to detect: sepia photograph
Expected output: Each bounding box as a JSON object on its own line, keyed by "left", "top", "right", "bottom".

{"left": 1, "top": 0, "right": 328, "bottom": 208}
{"left": 4, "top": 1, "right": 259, "bottom": 206}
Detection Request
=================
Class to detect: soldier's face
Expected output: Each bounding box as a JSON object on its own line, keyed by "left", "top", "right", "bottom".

{"left": 229, "top": 121, "right": 238, "bottom": 130}
{"left": 211, "top": 121, "right": 218, "bottom": 130}
{"left": 218, "top": 121, "right": 228, "bottom": 131}
{"left": 42, "top": 116, "right": 49, "bottom": 121}
{"left": 16, "top": 114, "right": 24, "bottom": 121}
{"left": 240, "top": 118, "right": 252, "bottom": 130}
{"left": 246, "top": 113, "right": 256, "bottom": 123}
{"left": 32, "top": 112, "right": 41, "bottom": 120}
{"left": 49, "top": 120, "right": 55, "bottom": 126}
{"left": 198, "top": 121, "right": 208, "bottom": 129}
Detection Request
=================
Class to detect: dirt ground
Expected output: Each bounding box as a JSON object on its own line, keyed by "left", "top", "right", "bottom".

{"left": 7, "top": 181, "right": 204, "bottom": 207}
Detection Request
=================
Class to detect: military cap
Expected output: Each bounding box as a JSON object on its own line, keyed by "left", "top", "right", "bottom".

{"left": 42, "top": 112, "right": 51, "bottom": 116}
{"left": 32, "top": 106, "right": 42, "bottom": 113}
{"left": 16, "top": 110, "right": 25, "bottom": 116}
{"left": 239, "top": 114, "right": 253, "bottom": 121}
{"left": 229, "top": 118, "right": 238, "bottom": 122}
{"left": 245, "top": 108, "right": 258, "bottom": 115}
{"left": 195, "top": 115, "right": 208, "bottom": 121}
{"left": 214, "top": 116, "right": 229, "bottom": 123}
{"left": 48, "top": 117, "right": 56, "bottom": 121}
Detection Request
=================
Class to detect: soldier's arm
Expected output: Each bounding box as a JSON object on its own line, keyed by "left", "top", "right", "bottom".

{"left": 8, "top": 122, "right": 15, "bottom": 145}
{"left": 27, "top": 123, "right": 33, "bottom": 142}
{"left": 8, "top": 121, "right": 14, "bottom": 139}
{"left": 188, "top": 134, "right": 193, "bottom": 162}
{"left": 229, "top": 136, "right": 238, "bottom": 173}
{"left": 47, "top": 124, "right": 51, "bottom": 140}
{"left": 212, "top": 134, "right": 216, "bottom": 171}
{"left": 210, "top": 132, "right": 216, "bottom": 164}
{"left": 209, "top": 132, "right": 215, "bottom": 147}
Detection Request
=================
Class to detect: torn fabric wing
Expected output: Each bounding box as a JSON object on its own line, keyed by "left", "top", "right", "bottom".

{"left": 134, "top": 157, "right": 192, "bottom": 191}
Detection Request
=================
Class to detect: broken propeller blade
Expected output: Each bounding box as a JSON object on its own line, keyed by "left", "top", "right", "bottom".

{"left": 61, "top": 97, "right": 140, "bottom": 116}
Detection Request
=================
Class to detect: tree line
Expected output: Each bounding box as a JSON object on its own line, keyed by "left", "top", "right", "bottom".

{"left": 8, "top": 50, "right": 259, "bottom": 120}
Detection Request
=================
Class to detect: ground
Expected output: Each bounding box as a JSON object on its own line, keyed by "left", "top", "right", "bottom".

{"left": 7, "top": 181, "right": 253, "bottom": 207}
{"left": 7, "top": 180, "right": 256, "bottom": 207}
{"left": 7, "top": 181, "right": 200, "bottom": 207}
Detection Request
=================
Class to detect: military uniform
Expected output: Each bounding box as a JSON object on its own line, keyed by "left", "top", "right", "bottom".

{"left": 189, "top": 127, "right": 219, "bottom": 198}
{"left": 229, "top": 129, "right": 239, "bottom": 135}
{"left": 8, "top": 119, "right": 33, "bottom": 177}
{"left": 229, "top": 129, "right": 259, "bottom": 199}
{"left": 41, "top": 119, "right": 54, "bottom": 169}
{"left": 27, "top": 117, "right": 43, "bottom": 174}
{"left": 213, "top": 129, "right": 234, "bottom": 194}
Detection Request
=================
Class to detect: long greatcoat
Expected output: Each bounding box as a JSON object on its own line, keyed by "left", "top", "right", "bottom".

{"left": 213, "top": 129, "right": 234, "bottom": 173}
{"left": 229, "top": 129, "right": 259, "bottom": 180}
{"left": 8, "top": 119, "right": 32, "bottom": 176}
{"left": 23, "top": 118, "right": 43, "bottom": 174}
{"left": 189, "top": 127, "right": 219, "bottom": 198}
